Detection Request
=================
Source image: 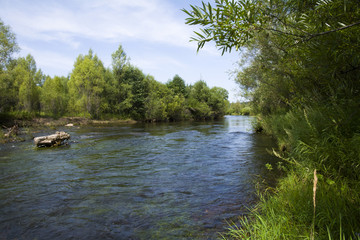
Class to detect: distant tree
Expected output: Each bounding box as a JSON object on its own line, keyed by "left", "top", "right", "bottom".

{"left": 187, "top": 80, "right": 212, "bottom": 119}
{"left": 0, "top": 19, "right": 20, "bottom": 112}
{"left": 145, "top": 76, "right": 169, "bottom": 121}
{"left": 111, "top": 44, "right": 130, "bottom": 77}
{"left": 9, "top": 55, "right": 43, "bottom": 112}
{"left": 167, "top": 74, "right": 186, "bottom": 96}
{"left": 0, "top": 69, "right": 16, "bottom": 112}
{"left": 41, "top": 76, "right": 68, "bottom": 116}
{"left": 107, "top": 46, "right": 134, "bottom": 117}
{"left": 67, "top": 49, "right": 107, "bottom": 118}
{"left": 167, "top": 94, "right": 187, "bottom": 121}
{"left": 191, "top": 80, "right": 210, "bottom": 102}
{"left": 208, "top": 86, "right": 229, "bottom": 118}
{"left": 120, "top": 65, "right": 149, "bottom": 120}
{"left": 0, "top": 18, "right": 19, "bottom": 70}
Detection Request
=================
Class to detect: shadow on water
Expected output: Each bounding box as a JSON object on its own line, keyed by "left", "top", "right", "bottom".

{"left": 0, "top": 116, "right": 279, "bottom": 239}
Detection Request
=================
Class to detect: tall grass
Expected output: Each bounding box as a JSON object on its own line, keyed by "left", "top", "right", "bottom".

{"left": 224, "top": 101, "right": 360, "bottom": 239}
{"left": 260, "top": 104, "right": 360, "bottom": 180}
{"left": 223, "top": 169, "right": 360, "bottom": 239}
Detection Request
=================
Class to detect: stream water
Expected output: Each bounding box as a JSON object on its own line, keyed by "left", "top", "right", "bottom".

{"left": 0, "top": 116, "right": 278, "bottom": 239}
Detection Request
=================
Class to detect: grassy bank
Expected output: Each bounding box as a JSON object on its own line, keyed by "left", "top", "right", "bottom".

{"left": 224, "top": 169, "right": 360, "bottom": 240}
{"left": 223, "top": 104, "right": 360, "bottom": 239}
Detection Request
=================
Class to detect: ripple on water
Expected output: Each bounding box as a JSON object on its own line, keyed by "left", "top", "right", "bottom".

{"left": 0, "top": 116, "right": 278, "bottom": 239}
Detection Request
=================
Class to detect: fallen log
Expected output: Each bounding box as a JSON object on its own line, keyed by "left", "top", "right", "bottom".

{"left": 3, "top": 125, "right": 19, "bottom": 138}
{"left": 34, "top": 131, "right": 70, "bottom": 147}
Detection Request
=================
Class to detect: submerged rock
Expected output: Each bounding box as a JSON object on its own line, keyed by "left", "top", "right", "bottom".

{"left": 34, "top": 131, "right": 70, "bottom": 147}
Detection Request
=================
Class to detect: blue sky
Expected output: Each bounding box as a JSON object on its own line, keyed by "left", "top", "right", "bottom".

{"left": 0, "top": 0, "right": 242, "bottom": 102}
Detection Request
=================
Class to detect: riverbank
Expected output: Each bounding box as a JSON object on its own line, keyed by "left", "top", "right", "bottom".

{"left": 0, "top": 116, "right": 137, "bottom": 143}
{"left": 224, "top": 110, "right": 360, "bottom": 239}
{"left": 1, "top": 116, "right": 137, "bottom": 128}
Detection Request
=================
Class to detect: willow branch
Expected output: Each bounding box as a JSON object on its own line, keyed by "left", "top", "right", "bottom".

{"left": 304, "top": 20, "right": 360, "bottom": 41}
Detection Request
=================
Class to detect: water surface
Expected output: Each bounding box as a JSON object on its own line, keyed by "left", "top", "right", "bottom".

{"left": 0, "top": 116, "right": 277, "bottom": 239}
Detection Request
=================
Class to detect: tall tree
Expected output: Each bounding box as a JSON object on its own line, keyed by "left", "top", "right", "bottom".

{"left": 41, "top": 76, "right": 68, "bottom": 116}
{"left": 208, "top": 86, "right": 229, "bottom": 118}
{"left": 8, "top": 55, "right": 43, "bottom": 112}
{"left": 0, "top": 19, "right": 19, "bottom": 112}
{"left": 111, "top": 44, "right": 130, "bottom": 76}
{"left": 120, "top": 65, "right": 149, "bottom": 120}
{"left": 187, "top": 80, "right": 212, "bottom": 120}
{"left": 0, "top": 18, "right": 19, "bottom": 70}
{"left": 108, "top": 45, "right": 133, "bottom": 117}
{"left": 167, "top": 74, "right": 187, "bottom": 97}
{"left": 145, "top": 76, "right": 169, "bottom": 121}
{"left": 68, "top": 49, "right": 107, "bottom": 118}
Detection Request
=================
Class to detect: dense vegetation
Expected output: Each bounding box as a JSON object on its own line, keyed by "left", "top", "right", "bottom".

{"left": 184, "top": 0, "right": 360, "bottom": 239}
{"left": 227, "top": 101, "right": 252, "bottom": 116}
{"left": 0, "top": 19, "right": 229, "bottom": 123}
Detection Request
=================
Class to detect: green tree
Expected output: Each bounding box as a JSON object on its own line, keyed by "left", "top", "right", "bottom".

{"left": 68, "top": 49, "right": 107, "bottom": 118}
{"left": 0, "top": 18, "right": 19, "bottom": 70}
{"left": 145, "top": 76, "right": 169, "bottom": 121}
{"left": 0, "top": 19, "right": 20, "bottom": 112}
{"left": 107, "top": 46, "right": 134, "bottom": 117}
{"left": 120, "top": 65, "right": 149, "bottom": 120}
{"left": 167, "top": 94, "right": 187, "bottom": 121}
{"left": 191, "top": 80, "right": 210, "bottom": 102}
{"left": 0, "top": 69, "right": 16, "bottom": 112}
{"left": 187, "top": 80, "right": 212, "bottom": 120}
{"left": 227, "top": 101, "right": 252, "bottom": 115}
{"left": 167, "top": 74, "right": 186, "bottom": 97}
{"left": 9, "top": 55, "right": 43, "bottom": 112}
{"left": 112, "top": 44, "right": 130, "bottom": 76}
{"left": 208, "top": 86, "right": 229, "bottom": 118}
{"left": 41, "top": 76, "right": 68, "bottom": 116}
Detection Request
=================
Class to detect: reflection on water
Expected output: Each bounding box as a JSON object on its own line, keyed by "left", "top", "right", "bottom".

{"left": 0, "top": 116, "right": 278, "bottom": 239}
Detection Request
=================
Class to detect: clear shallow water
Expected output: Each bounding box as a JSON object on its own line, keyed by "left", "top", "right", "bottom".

{"left": 0, "top": 116, "right": 277, "bottom": 239}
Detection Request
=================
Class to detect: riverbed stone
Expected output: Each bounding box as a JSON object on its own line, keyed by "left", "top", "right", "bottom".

{"left": 34, "top": 131, "right": 70, "bottom": 147}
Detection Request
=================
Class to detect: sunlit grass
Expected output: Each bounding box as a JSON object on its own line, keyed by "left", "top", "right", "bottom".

{"left": 225, "top": 102, "right": 360, "bottom": 239}
{"left": 223, "top": 168, "right": 360, "bottom": 240}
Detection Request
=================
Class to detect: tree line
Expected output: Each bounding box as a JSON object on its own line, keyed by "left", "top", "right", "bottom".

{"left": 184, "top": 0, "right": 360, "bottom": 238}
{"left": 0, "top": 19, "right": 229, "bottom": 122}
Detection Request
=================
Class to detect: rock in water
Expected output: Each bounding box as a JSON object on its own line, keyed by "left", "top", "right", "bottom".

{"left": 34, "top": 131, "right": 70, "bottom": 147}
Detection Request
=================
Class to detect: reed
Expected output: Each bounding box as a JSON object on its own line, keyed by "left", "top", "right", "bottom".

{"left": 311, "top": 169, "right": 318, "bottom": 240}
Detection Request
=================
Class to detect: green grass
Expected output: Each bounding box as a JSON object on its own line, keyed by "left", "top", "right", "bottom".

{"left": 224, "top": 102, "right": 360, "bottom": 239}
{"left": 223, "top": 169, "right": 360, "bottom": 240}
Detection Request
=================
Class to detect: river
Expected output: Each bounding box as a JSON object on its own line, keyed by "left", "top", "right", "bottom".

{"left": 0, "top": 116, "right": 278, "bottom": 239}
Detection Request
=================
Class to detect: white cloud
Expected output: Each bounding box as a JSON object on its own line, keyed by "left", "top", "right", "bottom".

{"left": 0, "top": 0, "right": 193, "bottom": 49}
{"left": 132, "top": 55, "right": 186, "bottom": 71}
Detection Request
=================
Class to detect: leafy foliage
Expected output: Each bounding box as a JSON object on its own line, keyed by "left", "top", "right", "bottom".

{"left": 0, "top": 18, "right": 19, "bottom": 70}
{"left": 184, "top": 0, "right": 360, "bottom": 238}
{"left": 67, "top": 49, "right": 107, "bottom": 118}
{"left": 0, "top": 22, "right": 229, "bottom": 121}
{"left": 41, "top": 76, "right": 68, "bottom": 117}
